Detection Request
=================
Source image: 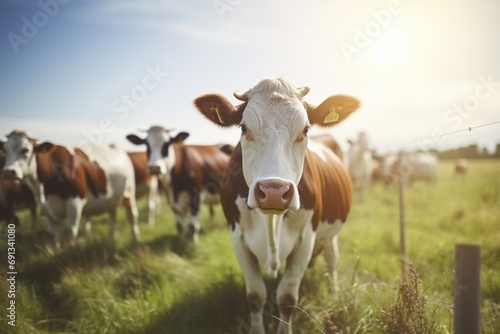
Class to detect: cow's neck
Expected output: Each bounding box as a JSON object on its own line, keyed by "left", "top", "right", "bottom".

{"left": 163, "top": 144, "right": 178, "bottom": 183}
{"left": 25, "top": 154, "right": 47, "bottom": 207}
{"left": 265, "top": 214, "right": 282, "bottom": 278}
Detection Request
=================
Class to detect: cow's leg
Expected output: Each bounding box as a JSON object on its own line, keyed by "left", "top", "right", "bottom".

{"left": 319, "top": 221, "right": 344, "bottom": 293}
{"left": 188, "top": 203, "right": 201, "bottom": 243}
{"left": 108, "top": 209, "right": 117, "bottom": 240}
{"left": 232, "top": 229, "right": 267, "bottom": 334}
{"left": 174, "top": 207, "right": 185, "bottom": 236}
{"left": 123, "top": 196, "right": 140, "bottom": 243}
{"left": 64, "top": 198, "right": 85, "bottom": 245}
{"left": 323, "top": 234, "right": 340, "bottom": 293}
{"left": 209, "top": 204, "right": 215, "bottom": 219}
{"left": 82, "top": 215, "right": 92, "bottom": 236}
{"left": 46, "top": 217, "right": 61, "bottom": 248}
{"left": 276, "top": 225, "right": 316, "bottom": 334}
{"left": 147, "top": 176, "right": 159, "bottom": 226}
{"left": 29, "top": 205, "right": 37, "bottom": 230}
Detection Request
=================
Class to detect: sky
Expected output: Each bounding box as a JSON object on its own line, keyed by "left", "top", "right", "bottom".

{"left": 1, "top": 0, "right": 499, "bottom": 155}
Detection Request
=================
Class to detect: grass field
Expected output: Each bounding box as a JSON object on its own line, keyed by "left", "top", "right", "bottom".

{"left": 1, "top": 159, "right": 499, "bottom": 333}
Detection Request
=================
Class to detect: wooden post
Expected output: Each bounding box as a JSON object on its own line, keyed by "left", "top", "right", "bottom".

{"left": 454, "top": 243, "right": 481, "bottom": 334}
{"left": 398, "top": 159, "right": 407, "bottom": 280}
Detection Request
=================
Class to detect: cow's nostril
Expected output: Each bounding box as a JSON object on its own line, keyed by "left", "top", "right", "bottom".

{"left": 255, "top": 185, "right": 266, "bottom": 203}
{"left": 282, "top": 186, "right": 293, "bottom": 203}
{"left": 148, "top": 166, "right": 161, "bottom": 175}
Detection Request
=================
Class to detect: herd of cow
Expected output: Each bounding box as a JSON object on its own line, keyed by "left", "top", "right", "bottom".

{"left": 0, "top": 77, "right": 468, "bottom": 333}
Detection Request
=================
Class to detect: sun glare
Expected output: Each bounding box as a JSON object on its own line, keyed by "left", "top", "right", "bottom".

{"left": 373, "top": 31, "right": 408, "bottom": 65}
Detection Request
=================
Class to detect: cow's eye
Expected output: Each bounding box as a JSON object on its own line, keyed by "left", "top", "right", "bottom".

{"left": 240, "top": 124, "right": 247, "bottom": 134}
{"left": 20, "top": 148, "right": 29, "bottom": 156}
{"left": 303, "top": 126, "right": 310, "bottom": 136}
{"left": 161, "top": 142, "right": 169, "bottom": 157}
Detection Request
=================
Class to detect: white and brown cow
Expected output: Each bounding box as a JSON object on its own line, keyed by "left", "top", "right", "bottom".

{"left": 347, "top": 132, "right": 374, "bottom": 201}
{"left": 194, "top": 77, "right": 358, "bottom": 334}
{"left": 0, "top": 179, "right": 37, "bottom": 227}
{"left": 127, "top": 151, "right": 171, "bottom": 226}
{"left": 0, "top": 151, "right": 37, "bottom": 227}
{"left": 126, "top": 127, "right": 232, "bottom": 242}
{"left": 0, "top": 130, "right": 140, "bottom": 246}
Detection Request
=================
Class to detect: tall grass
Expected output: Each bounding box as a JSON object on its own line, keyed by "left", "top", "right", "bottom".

{"left": 0, "top": 159, "right": 499, "bottom": 333}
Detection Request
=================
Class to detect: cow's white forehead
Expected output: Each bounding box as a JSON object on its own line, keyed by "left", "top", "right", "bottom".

{"left": 243, "top": 79, "right": 308, "bottom": 135}
{"left": 5, "top": 132, "right": 32, "bottom": 151}
{"left": 245, "top": 77, "right": 304, "bottom": 100}
{"left": 146, "top": 127, "right": 170, "bottom": 144}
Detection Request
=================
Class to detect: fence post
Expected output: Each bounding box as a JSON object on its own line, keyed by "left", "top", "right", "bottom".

{"left": 398, "top": 158, "right": 407, "bottom": 280}
{"left": 454, "top": 243, "right": 481, "bottom": 334}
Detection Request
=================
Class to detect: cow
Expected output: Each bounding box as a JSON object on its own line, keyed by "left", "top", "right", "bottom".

{"left": 455, "top": 158, "right": 468, "bottom": 178}
{"left": 127, "top": 151, "right": 170, "bottom": 226}
{"left": 194, "top": 77, "right": 359, "bottom": 334}
{"left": 126, "top": 127, "right": 232, "bottom": 242}
{"left": 0, "top": 131, "right": 140, "bottom": 247}
{"left": 388, "top": 152, "right": 438, "bottom": 186}
{"left": 310, "top": 133, "right": 345, "bottom": 162}
{"left": 347, "top": 132, "right": 374, "bottom": 201}
{"left": 0, "top": 151, "right": 37, "bottom": 227}
{"left": 0, "top": 179, "right": 37, "bottom": 227}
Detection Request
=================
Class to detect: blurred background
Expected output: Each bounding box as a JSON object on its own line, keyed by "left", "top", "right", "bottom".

{"left": 1, "top": 0, "right": 499, "bottom": 155}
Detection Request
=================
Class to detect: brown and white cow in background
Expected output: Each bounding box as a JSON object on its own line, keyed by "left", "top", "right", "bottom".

{"left": 127, "top": 151, "right": 170, "bottom": 226}
{"left": 347, "top": 132, "right": 374, "bottom": 201}
{"left": 455, "top": 158, "right": 468, "bottom": 179}
{"left": 389, "top": 152, "right": 438, "bottom": 186}
{"left": 194, "top": 77, "right": 359, "bottom": 334}
{"left": 0, "top": 151, "right": 37, "bottom": 227}
{"left": 126, "top": 127, "right": 232, "bottom": 242}
{"left": 0, "top": 179, "right": 37, "bottom": 227}
{"left": 0, "top": 130, "right": 140, "bottom": 247}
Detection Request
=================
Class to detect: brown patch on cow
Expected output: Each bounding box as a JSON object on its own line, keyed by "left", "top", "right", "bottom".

{"left": 219, "top": 144, "right": 247, "bottom": 230}
{"left": 36, "top": 145, "right": 108, "bottom": 200}
{"left": 193, "top": 94, "right": 246, "bottom": 127}
{"left": 247, "top": 292, "right": 263, "bottom": 313}
{"left": 299, "top": 149, "right": 352, "bottom": 230}
{"left": 122, "top": 197, "right": 131, "bottom": 208}
{"left": 0, "top": 180, "right": 36, "bottom": 224}
{"left": 127, "top": 151, "right": 150, "bottom": 185}
{"left": 169, "top": 143, "right": 232, "bottom": 213}
{"left": 279, "top": 293, "right": 296, "bottom": 319}
{"left": 311, "top": 134, "right": 344, "bottom": 161}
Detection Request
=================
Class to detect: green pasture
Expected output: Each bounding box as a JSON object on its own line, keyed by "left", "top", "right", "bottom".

{"left": 1, "top": 159, "right": 499, "bottom": 333}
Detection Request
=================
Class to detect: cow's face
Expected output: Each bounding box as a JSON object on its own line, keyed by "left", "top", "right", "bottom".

{"left": 194, "top": 77, "right": 360, "bottom": 215}
{"left": 126, "top": 126, "right": 189, "bottom": 175}
{"left": 1, "top": 131, "right": 53, "bottom": 180}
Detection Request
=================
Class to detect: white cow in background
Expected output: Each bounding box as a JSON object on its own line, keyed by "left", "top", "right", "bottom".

{"left": 347, "top": 132, "right": 374, "bottom": 201}
{"left": 385, "top": 152, "right": 438, "bottom": 186}
{"left": 404, "top": 152, "right": 438, "bottom": 184}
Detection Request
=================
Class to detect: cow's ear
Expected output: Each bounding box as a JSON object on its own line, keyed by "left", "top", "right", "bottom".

{"left": 34, "top": 142, "right": 54, "bottom": 154}
{"left": 306, "top": 95, "right": 360, "bottom": 127}
{"left": 194, "top": 94, "right": 244, "bottom": 127}
{"left": 171, "top": 132, "right": 189, "bottom": 144}
{"left": 126, "top": 134, "right": 146, "bottom": 145}
{"left": 0, "top": 140, "right": 4, "bottom": 152}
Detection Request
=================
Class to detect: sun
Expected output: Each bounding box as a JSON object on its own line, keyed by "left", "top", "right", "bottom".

{"left": 373, "top": 30, "right": 408, "bottom": 65}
